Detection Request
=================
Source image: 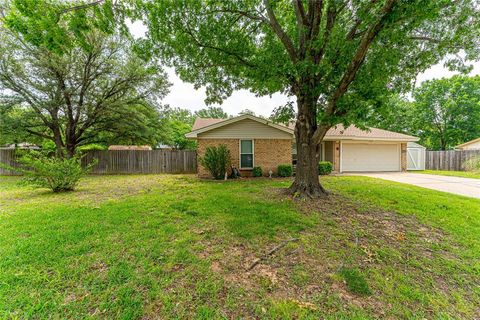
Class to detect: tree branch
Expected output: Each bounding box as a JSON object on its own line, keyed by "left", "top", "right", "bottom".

{"left": 182, "top": 21, "right": 256, "bottom": 68}
{"left": 204, "top": 8, "right": 266, "bottom": 22}
{"left": 59, "top": 0, "right": 105, "bottom": 14}
{"left": 307, "top": 0, "right": 323, "bottom": 41}
{"left": 409, "top": 36, "right": 441, "bottom": 43}
{"left": 294, "top": 0, "right": 308, "bottom": 26}
{"left": 313, "top": 0, "right": 398, "bottom": 144}
{"left": 314, "top": 2, "right": 336, "bottom": 63}
{"left": 263, "top": 0, "right": 298, "bottom": 63}
{"left": 293, "top": 0, "right": 308, "bottom": 58}
{"left": 25, "top": 129, "right": 54, "bottom": 141}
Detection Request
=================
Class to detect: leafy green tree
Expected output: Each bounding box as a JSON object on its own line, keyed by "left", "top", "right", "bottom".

{"left": 411, "top": 75, "right": 480, "bottom": 150}
{"left": 0, "top": 1, "right": 169, "bottom": 156}
{"left": 194, "top": 106, "right": 229, "bottom": 119}
{"left": 166, "top": 121, "right": 197, "bottom": 150}
{"left": 136, "top": 0, "right": 479, "bottom": 197}
{"left": 2, "top": 0, "right": 120, "bottom": 54}
{"left": 270, "top": 101, "right": 296, "bottom": 125}
{"left": 0, "top": 104, "right": 41, "bottom": 146}
{"left": 95, "top": 104, "right": 169, "bottom": 147}
{"left": 365, "top": 94, "right": 415, "bottom": 135}
{"left": 238, "top": 109, "right": 257, "bottom": 116}
{"left": 160, "top": 107, "right": 197, "bottom": 149}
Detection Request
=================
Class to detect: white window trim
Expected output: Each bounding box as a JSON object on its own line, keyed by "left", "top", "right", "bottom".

{"left": 239, "top": 139, "right": 254, "bottom": 169}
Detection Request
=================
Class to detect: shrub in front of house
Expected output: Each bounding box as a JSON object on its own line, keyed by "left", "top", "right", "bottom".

{"left": 0, "top": 151, "right": 96, "bottom": 192}
{"left": 252, "top": 166, "right": 262, "bottom": 177}
{"left": 277, "top": 164, "right": 293, "bottom": 177}
{"left": 200, "top": 144, "right": 231, "bottom": 180}
{"left": 318, "top": 161, "right": 333, "bottom": 175}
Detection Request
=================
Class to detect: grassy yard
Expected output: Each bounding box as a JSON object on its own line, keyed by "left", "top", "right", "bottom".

{"left": 413, "top": 169, "right": 480, "bottom": 179}
{"left": 0, "top": 175, "right": 479, "bottom": 319}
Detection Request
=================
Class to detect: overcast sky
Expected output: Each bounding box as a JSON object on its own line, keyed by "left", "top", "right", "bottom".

{"left": 129, "top": 21, "right": 480, "bottom": 117}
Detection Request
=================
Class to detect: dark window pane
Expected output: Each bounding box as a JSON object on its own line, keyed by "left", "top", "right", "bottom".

{"left": 241, "top": 140, "right": 252, "bottom": 153}
{"left": 241, "top": 154, "right": 253, "bottom": 168}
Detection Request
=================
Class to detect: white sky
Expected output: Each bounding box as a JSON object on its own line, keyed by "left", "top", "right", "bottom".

{"left": 129, "top": 21, "right": 480, "bottom": 117}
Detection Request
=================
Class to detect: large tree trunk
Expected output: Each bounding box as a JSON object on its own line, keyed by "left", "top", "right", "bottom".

{"left": 52, "top": 126, "right": 65, "bottom": 158}
{"left": 66, "top": 144, "right": 76, "bottom": 158}
{"left": 288, "top": 96, "right": 328, "bottom": 198}
{"left": 65, "top": 134, "right": 76, "bottom": 158}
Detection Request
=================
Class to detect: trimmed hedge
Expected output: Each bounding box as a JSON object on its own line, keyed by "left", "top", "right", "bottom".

{"left": 252, "top": 166, "right": 263, "bottom": 177}
{"left": 277, "top": 164, "right": 293, "bottom": 177}
{"left": 318, "top": 161, "right": 333, "bottom": 175}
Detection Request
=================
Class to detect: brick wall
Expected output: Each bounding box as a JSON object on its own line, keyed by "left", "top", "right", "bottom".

{"left": 333, "top": 141, "right": 341, "bottom": 172}
{"left": 254, "top": 139, "right": 292, "bottom": 176}
{"left": 196, "top": 138, "right": 292, "bottom": 178}
{"left": 401, "top": 142, "right": 407, "bottom": 171}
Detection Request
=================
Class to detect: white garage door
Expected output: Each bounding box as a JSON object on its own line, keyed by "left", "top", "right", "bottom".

{"left": 342, "top": 143, "right": 400, "bottom": 172}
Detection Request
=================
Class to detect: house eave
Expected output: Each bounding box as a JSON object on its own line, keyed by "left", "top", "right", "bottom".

{"left": 455, "top": 137, "right": 480, "bottom": 149}
{"left": 323, "top": 136, "right": 419, "bottom": 142}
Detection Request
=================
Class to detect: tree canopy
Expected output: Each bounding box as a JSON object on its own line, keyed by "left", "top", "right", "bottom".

{"left": 368, "top": 75, "right": 480, "bottom": 150}
{"left": 136, "top": 0, "right": 480, "bottom": 196}
{"left": 0, "top": 0, "right": 169, "bottom": 156}
{"left": 0, "top": 104, "right": 39, "bottom": 146}
{"left": 194, "top": 106, "right": 229, "bottom": 119}
{"left": 411, "top": 75, "right": 480, "bottom": 150}
{"left": 159, "top": 107, "right": 197, "bottom": 150}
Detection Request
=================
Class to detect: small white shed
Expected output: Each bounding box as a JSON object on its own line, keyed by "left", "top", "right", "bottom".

{"left": 407, "top": 142, "right": 426, "bottom": 170}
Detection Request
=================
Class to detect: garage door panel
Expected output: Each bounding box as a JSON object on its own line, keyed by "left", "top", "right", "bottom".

{"left": 342, "top": 143, "right": 400, "bottom": 172}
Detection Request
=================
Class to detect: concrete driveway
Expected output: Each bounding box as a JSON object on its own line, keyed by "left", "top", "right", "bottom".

{"left": 354, "top": 172, "right": 480, "bottom": 199}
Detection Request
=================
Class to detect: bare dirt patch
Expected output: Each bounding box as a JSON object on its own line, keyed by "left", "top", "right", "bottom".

{"left": 197, "top": 189, "right": 478, "bottom": 318}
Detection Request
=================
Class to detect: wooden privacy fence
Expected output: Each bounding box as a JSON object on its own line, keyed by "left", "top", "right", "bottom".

{"left": 425, "top": 150, "right": 480, "bottom": 171}
{"left": 0, "top": 149, "right": 21, "bottom": 175}
{"left": 82, "top": 150, "right": 197, "bottom": 174}
{"left": 0, "top": 149, "right": 197, "bottom": 175}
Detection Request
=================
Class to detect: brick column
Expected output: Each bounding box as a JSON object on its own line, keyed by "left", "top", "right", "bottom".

{"left": 334, "top": 141, "right": 341, "bottom": 172}
{"left": 401, "top": 142, "right": 407, "bottom": 172}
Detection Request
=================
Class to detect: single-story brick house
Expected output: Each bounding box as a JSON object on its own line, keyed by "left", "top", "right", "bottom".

{"left": 455, "top": 137, "right": 480, "bottom": 150}
{"left": 186, "top": 114, "right": 419, "bottom": 177}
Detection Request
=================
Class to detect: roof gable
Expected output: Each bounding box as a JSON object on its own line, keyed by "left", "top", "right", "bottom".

{"left": 192, "top": 118, "right": 224, "bottom": 131}
{"left": 186, "top": 114, "right": 294, "bottom": 138}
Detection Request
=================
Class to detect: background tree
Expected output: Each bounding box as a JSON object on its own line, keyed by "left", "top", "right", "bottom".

{"left": 137, "top": 0, "right": 479, "bottom": 197}
{"left": 270, "top": 101, "right": 296, "bottom": 125}
{"left": 365, "top": 94, "right": 415, "bottom": 136}
{"left": 194, "top": 106, "right": 229, "bottom": 119}
{"left": 160, "top": 107, "right": 197, "bottom": 150}
{"left": 410, "top": 75, "right": 480, "bottom": 150}
{"left": 0, "top": 0, "right": 169, "bottom": 156}
{"left": 238, "top": 109, "right": 257, "bottom": 116}
{"left": 94, "top": 104, "right": 169, "bottom": 147}
{"left": 0, "top": 104, "right": 40, "bottom": 146}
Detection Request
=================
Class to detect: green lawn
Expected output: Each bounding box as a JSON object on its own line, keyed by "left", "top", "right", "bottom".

{"left": 0, "top": 175, "right": 479, "bottom": 319}
{"left": 413, "top": 169, "right": 480, "bottom": 179}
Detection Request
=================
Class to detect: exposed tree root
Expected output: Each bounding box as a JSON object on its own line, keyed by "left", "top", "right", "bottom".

{"left": 286, "top": 180, "right": 329, "bottom": 199}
